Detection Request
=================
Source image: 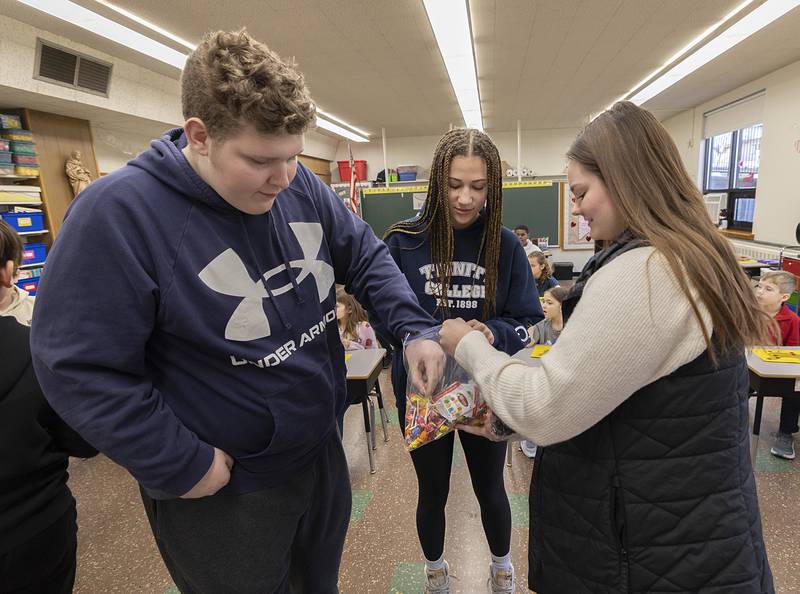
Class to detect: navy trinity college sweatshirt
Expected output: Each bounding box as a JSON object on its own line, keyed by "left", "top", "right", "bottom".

{"left": 30, "top": 129, "right": 435, "bottom": 498}
{"left": 384, "top": 215, "right": 543, "bottom": 404}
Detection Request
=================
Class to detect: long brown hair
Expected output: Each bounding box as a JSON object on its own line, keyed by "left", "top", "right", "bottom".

{"left": 567, "top": 101, "right": 771, "bottom": 357}
{"left": 384, "top": 128, "right": 503, "bottom": 318}
{"left": 336, "top": 287, "right": 367, "bottom": 341}
{"left": 529, "top": 251, "right": 552, "bottom": 283}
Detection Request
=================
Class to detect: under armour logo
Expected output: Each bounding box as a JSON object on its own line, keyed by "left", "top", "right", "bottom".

{"left": 198, "top": 222, "right": 335, "bottom": 341}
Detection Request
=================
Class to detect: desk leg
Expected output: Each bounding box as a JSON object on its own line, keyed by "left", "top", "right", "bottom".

{"left": 751, "top": 394, "right": 764, "bottom": 464}
{"left": 375, "top": 382, "right": 389, "bottom": 443}
{"left": 369, "top": 397, "right": 377, "bottom": 451}
{"left": 362, "top": 397, "right": 375, "bottom": 474}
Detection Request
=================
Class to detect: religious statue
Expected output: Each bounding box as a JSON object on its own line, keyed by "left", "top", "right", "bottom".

{"left": 65, "top": 150, "right": 92, "bottom": 197}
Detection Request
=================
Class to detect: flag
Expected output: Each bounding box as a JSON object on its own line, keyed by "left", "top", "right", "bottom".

{"left": 348, "top": 143, "right": 360, "bottom": 216}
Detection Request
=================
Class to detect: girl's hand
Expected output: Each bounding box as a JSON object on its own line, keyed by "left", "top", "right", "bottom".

{"left": 439, "top": 318, "right": 477, "bottom": 356}
{"left": 341, "top": 337, "right": 350, "bottom": 349}
{"left": 466, "top": 319, "right": 495, "bottom": 345}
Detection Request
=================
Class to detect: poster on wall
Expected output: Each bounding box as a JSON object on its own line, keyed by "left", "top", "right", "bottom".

{"left": 561, "top": 187, "right": 594, "bottom": 250}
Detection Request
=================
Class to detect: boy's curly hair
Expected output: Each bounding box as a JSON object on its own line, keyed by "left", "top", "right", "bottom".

{"left": 182, "top": 29, "right": 316, "bottom": 139}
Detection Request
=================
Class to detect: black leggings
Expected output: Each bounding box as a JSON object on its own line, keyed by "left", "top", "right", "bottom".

{"left": 399, "top": 400, "right": 512, "bottom": 560}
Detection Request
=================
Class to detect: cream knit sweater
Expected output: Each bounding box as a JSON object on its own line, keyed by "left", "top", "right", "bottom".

{"left": 454, "top": 247, "right": 713, "bottom": 445}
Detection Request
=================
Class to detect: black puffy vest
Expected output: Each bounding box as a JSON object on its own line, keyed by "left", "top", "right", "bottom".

{"left": 529, "top": 237, "right": 774, "bottom": 593}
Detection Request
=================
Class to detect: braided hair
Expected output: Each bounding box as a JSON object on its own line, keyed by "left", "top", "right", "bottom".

{"left": 384, "top": 128, "right": 503, "bottom": 318}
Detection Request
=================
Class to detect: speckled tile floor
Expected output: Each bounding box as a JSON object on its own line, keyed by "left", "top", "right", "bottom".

{"left": 66, "top": 372, "right": 800, "bottom": 593}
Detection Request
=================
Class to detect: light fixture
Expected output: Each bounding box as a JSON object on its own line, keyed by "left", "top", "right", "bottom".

{"left": 16, "top": 0, "right": 188, "bottom": 68}
{"left": 315, "top": 117, "right": 369, "bottom": 142}
{"left": 15, "top": 0, "right": 371, "bottom": 143}
{"left": 423, "top": 0, "right": 483, "bottom": 131}
{"left": 625, "top": 0, "right": 800, "bottom": 106}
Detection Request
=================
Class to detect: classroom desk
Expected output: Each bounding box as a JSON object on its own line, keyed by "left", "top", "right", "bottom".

{"left": 738, "top": 259, "right": 764, "bottom": 278}
{"left": 345, "top": 348, "right": 388, "bottom": 474}
{"left": 747, "top": 347, "right": 800, "bottom": 457}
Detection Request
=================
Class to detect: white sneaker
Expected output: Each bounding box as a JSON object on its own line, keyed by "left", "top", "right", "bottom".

{"left": 487, "top": 563, "right": 516, "bottom": 593}
{"left": 520, "top": 440, "right": 537, "bottom": 458}
{"left": 424, "top": 560, "right": 451, "bottom": 594}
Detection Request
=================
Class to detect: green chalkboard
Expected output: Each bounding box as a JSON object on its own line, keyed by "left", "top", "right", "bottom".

{"left": 500, "top": 182, "right": 560, "bottom": 246}
{"left": 361, "top": 181, "right": 561, "bottom": 245}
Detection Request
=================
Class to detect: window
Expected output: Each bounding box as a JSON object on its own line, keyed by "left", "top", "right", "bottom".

{"left": 703, "top": 123, "right": 762, "bottom": 232}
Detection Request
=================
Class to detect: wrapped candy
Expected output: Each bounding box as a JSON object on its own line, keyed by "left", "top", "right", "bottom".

{"left": 404, "top": 381, "right": 487, "bottom": 451}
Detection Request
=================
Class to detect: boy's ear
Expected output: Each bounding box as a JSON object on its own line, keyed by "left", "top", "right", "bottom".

{"left": 0, "top": 260, "right": 14, "bottom": 288}
{"left": 780, "top": 292, "right": 791, "bottom": 304}
{"left": 183, "top": 118, "right": 212, "bottom": 156}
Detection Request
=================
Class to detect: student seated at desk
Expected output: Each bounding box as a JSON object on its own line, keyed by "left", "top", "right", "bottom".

{"left": 336, "top": 287, "right": 377, "bottom": 351}
{"left": 756, "top": 271, "right": 800, "bottom": 459}
{"left": 529, "top": 251, "right": 558, "bottom": 297}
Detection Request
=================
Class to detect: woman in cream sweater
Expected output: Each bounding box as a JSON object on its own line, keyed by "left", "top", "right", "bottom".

{"left": 440, "top": 102, "right": 775, "bottom": 594}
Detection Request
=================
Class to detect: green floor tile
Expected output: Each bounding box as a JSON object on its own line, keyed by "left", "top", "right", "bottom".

{"left": 387, "top": 408, "right": 399, "bottom": 426}
{"left": 388, "top": 561, "right": 425, "bottom": 594}
{"left": 164, "top": 585, "right": 180, "bottom": 594}
{"left": 452, "top": 437, "right": 465, "bottom": 467}
{"left": 351, "top": 489, "right": 374, "bottom": 522}
{"left": 508, "top": 492, "right": 529, "bottom": 528}
{"left": 754, "top": 440, "right": 798, "bottom": 473}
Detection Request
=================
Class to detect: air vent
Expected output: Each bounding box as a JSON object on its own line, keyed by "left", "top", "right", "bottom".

{"left": 35, "top": 40, "right": 112, "bottom": 96}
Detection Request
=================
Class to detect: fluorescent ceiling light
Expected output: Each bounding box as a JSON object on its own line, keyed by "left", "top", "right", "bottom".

{"left": 317, "top": 108, "right": 370, "bottom": 138}
{"left": 423, "top": 0, "right": 483, "bottom": 131}
{"left": 627, "top": 0, "right": 800, "bottom": 105}
{"left": 315, "top": 117, "right": 369, "bottom": 142}
{"left": 17, "top": 0, "right": 187, "bottom": 68}
{"left": 16, "top": 0, "right": 370, "bottom": 142}
{"left": 90, "top": 0, "right": 196, "bottom": 51}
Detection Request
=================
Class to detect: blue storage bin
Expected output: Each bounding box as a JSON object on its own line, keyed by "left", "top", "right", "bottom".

{"left": 0, "top": 211, "right": 45, "bottom": 232}
{"left": 398, "top": 171, "right": 417, "bottom": 181}
{"left": 0, "top": 150, "right": 11, "bottom": 164}
{"left": 16, "top": 275, "right": 39, "bottom": 296}
{"left": 21, "top": 242, "right": 46, "bottom": 265}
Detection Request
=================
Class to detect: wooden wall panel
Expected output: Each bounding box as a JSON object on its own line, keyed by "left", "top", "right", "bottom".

{"left": 299, "top": 154, "right": 332, "bottom": 186}
{"left": 23, "top": 109, "right": 99, "bottom": 238}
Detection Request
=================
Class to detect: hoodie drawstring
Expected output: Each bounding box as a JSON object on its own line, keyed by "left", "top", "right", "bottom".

{"left": 270, "top": 209, "right": 305, "bottom": 304}
{"left": 239, "top": 214, "right": 292, "bottom": 331}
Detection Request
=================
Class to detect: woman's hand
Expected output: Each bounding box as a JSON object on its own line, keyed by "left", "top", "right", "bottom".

{"left": 456, "top": 410, "right": 504, "bottom": 442}
{"left": 466, "top": 319, "right": 495, "bottom": 345}
{"left": 440, "top": 318, "right": 483, "bottom": 356}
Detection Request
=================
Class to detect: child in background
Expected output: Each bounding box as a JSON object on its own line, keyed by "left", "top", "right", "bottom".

{"left": 529, "top": 251, "right": 558, "bottom": 297}
{"left": 336, "top": 287, "right": 377, "bottom": 350}
{"left": 521, "top": 285, "right": 569, "bottom": 458}
{"left": 756, "top": 271, "right": 800, "bottom": 459}
{"left": 0, "top": 220, "right": 35, "bottom": 326}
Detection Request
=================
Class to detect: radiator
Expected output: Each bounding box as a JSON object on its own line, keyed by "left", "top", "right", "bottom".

{"left": 727, "top": 239, "right": 800, "bottom": 262}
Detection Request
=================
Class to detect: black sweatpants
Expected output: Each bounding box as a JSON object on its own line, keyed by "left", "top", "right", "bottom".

{"left": 398, "top": 399, "right": 512, "bottom": 561}
{"left": 140, "top": 432, "right": 351, "bottom": 594}
{"left": 0, "top": 505, "right": 77, "bottom": 594}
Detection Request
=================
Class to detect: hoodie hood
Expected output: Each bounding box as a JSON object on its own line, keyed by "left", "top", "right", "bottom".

{"left": 130, "top": 128, "right": 237, "bottom": 213}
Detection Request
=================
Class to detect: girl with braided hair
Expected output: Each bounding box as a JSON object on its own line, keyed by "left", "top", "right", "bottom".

{"left": 384, "top": 128, "right": 542, "bottom": 593}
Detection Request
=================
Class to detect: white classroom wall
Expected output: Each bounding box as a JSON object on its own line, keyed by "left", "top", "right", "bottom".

{"left": 661, "top": 57, "right": 800, "bottom": 246}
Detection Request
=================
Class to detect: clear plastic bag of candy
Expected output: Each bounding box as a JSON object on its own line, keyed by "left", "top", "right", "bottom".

{"left": 404, "top": 325, "right": 520, "bottom": 450}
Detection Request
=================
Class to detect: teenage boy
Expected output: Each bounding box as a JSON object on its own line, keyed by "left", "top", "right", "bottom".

{"left": 31, "top": 29, "right": 441, "bottom": 593}
{"left": 514, "top": 224, "right": 541, "bottom": 256}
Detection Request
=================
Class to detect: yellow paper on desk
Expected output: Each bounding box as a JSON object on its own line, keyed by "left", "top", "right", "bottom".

{"left": 344, "top": 353, "right": 352, "bottom": 362}
{"left": 530, "top": 345, "right": 551, "bottom": 358}
{"left": 752, "top": 348, "right": 800, "bottom": 363}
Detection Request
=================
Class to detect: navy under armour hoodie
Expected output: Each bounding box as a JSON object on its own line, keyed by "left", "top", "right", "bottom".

{"left": 30, "top": 129, "right": 435, "bottom": 497}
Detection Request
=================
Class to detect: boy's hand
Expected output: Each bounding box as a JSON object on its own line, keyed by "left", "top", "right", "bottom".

{"left": 181, "top": 447, "right": 234, "bottom": 499}
{"left": 405, "top": 338, "right": 445, "bottom": 396}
